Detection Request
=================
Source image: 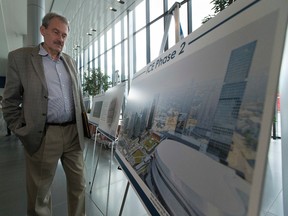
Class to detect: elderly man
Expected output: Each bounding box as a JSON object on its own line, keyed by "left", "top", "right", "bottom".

{"left": 2, "top": 12, "right": 86, "bottom": 216}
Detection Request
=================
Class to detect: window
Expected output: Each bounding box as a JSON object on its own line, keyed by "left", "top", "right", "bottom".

{"left": 135, "top": 0, "right": 146, "bottom": 31}
{"left": 167, "top": 1, "right": 188, "bottom": 48}
{"left": 89, "top": 44, "right": 93, "bottom": 62}
{"left": 150, "top": 0, "right": 163, "bottom": 22}
{"left": 115, "top": 20, "right": 121, "bottom": 45}
{"left": 192, "top": 0, "right": 213, "bottom": 30}
{"left": 167, "top": 0, "right": 177, "bottom": 8}
{"left": 80, "top": 52, "right": 84, "bottom": 70}
{"left": 94, "top": 40, "right": 98, "bottom": 61}
{"left": 180, "top": 4, "right": 188, "bottom": 38}
{"left": 150, "top": 18, "right": 164, "bottom": 60}
{"left": 94, "top": 57, "right": 99, "bottom": 69}
{"left": 134, "top": 0, "right": 147, "bottom": 72}
{"left": 68, "top": 0, "right": 214, "bottom": 94}
{"left": 84, "top": 49, "right": 88, "bottom": 70}
{"left": 100, "top": 54, "right": 105, "bottom": 73}
{"left": 123, "top": 15, "right": 128, "bottom": 39}
{"left": 88, "top": 61, "right": 93, "bottom": 69}
{"left": 100, "top": 35, "right": 105, "bottom": 55}
{"left": 150, "top": 0, "right": 164, "bottom": 60}
{"left": 107, "top": 49, "right": 112, "bottom": 83}
{"left": 135, "top": 29, "right": 146, "bottom": 71}
{"left": 115, "top": 44, "right": 121, "bottom": 80}
{"left": 123, "top": 40, "right": 128, "bottom": 81}
{"left": 107, "top": 28, "right": 112, "bottom": 49}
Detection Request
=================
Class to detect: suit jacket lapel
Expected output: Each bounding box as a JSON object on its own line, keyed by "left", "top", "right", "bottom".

{"left": 61, "top": 54, "right": 82, "bottom": 108}
{"left": 61, "top": 55, "right": 78, "bottom": 93}
{"left": 30, "top": 46, "right": 48, "bottom": 91}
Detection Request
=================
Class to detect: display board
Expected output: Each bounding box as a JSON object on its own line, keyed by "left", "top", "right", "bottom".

{"left": 279, "top": 28, "right": 288, "bottom": 216}
{"left": 98, "top": 82, "right": 126, "bottom": 140}
{"left": 89, "top": 94, "right": 105, "bottom": 126}
{"left": 83, "top": 97, "right": 90, "bottom": 112}
{"left": 115, "top": 0, "right": 288, "bottom": 215}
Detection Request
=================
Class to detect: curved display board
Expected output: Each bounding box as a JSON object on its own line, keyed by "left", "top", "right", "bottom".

{"left": 98, "top": 82, "right": 126, "bottom": 140}
{"left": 115, "top": 0, "right": 288, "bottom": 215}
{"left": 88, "top": 82, "right": 126, "bottom": 139}
{"left": 89, "top": 94, "right": 105, "bottom": 126}
{"left": 83, "top": 97, "right": 90, "bottom": 112}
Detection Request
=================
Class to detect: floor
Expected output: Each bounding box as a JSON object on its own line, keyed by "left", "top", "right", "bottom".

{"left": 0, "top": 131, "right": 284, "bottom": 216}
{"left": 260, "top": 138, "right": 284, "bottom": 216}
{"left": 0, "top": 134, "right": 148, "bottom": 216}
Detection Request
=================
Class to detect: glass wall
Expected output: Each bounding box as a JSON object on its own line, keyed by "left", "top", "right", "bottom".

{"left": 76, "top": 0, "right": 213, "bottom": 93}
{"left": 93, "top": 40, "right": 99, "bottom": 69}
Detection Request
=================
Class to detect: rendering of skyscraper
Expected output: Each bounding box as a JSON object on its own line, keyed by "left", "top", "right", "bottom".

{"left": 207, "top": 40, "right": 257, "bottom": 160}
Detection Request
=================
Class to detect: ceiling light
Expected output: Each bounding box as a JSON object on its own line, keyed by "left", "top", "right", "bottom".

{"left": 73, "top": 44, "right": 80, "bottom": 49}
{"left": 110, "top": 7, "right": 117, "bottom": 12}
{"left": 117, "top": 0, "right": 125, "bottom": 4}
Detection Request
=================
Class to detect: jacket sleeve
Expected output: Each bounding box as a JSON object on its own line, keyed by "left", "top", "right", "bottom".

{"left": 2, "top": 52, "right": 25, "bottom": 131}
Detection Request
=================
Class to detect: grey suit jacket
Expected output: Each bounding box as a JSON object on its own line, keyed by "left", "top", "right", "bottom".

{"left": 2, "top": 44, "right": 85, "bottom": 155}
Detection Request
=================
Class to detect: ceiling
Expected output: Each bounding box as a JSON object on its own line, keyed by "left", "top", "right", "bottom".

{"left": 0, "top": 0, "right": 139, "bottom": 77}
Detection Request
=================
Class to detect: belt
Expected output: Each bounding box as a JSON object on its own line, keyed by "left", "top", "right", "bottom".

{"left": 46, "top": 120, "right": 76, "bottom": 126}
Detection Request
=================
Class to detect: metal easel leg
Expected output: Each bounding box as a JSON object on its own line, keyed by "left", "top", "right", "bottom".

{"left": 105, "top": 140, "right": 115, "bottom": 216}
{"left": 89, "top": 127, "right": 98, "bottom": 184}
{"left": 119, "top": 181, "right": 130, "bottom": 216}
{"left": 89, "top": 141, "right": 103, "bottom": 193}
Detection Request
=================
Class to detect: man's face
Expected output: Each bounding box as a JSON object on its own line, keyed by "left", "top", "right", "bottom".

{"left": 40, "top": 17, "right": 69, "bottom": 56}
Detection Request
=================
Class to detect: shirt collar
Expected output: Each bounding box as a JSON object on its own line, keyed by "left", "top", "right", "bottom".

{"left": 39, "top": 43, "right": 63, "bottom": 61}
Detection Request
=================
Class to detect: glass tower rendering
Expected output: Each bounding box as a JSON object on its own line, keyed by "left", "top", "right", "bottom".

{"left": 207, "top": 40, "right": 257, "bottom": 160}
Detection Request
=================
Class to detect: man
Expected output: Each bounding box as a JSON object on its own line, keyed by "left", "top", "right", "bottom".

{"left": 2, "top": 12, "right": 86, "bottom": 216}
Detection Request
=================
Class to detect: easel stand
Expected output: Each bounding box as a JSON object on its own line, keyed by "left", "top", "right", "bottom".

{"left": 88, "top": 130, "right": 116, "bottom": 216}
{"left": 106, "top": 139, "right": 116, "bottom": 216}
{"left": 88, "top": 126, "right": 99, "bottom": 184}
{"left": 89, "top": 139, "right": 103, "bottom": 189}
{"left": 84, "top": 124, "right": 98, "bottom": 162}
{"left": 159, "top": 2, "right": 181, "bottom": 55}
{"left": 118, "top": 181, "right": 130, "bottom": 216}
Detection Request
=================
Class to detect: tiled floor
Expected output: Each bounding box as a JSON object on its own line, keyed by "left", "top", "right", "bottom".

{"left": 0, "top": 132, "right": 284, "bottom": 216}
{"left": 0, "top": 134, "right": 148, "bottom": 216}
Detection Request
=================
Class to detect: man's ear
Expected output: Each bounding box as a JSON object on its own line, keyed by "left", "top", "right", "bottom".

{"left": 40, "top": 26, "right": 45, "bottom": 36}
